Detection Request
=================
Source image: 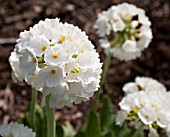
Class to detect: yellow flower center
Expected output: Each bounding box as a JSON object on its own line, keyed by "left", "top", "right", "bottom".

{"left": 59, "top": 35, "right": 71, "bottom": 43}
{"left": 157, "top": 117, "right": 161, "bottom": 121}
{"left": 117, "top": 25, "right": 122, "bottom": 29}
{"left": 151, "top": 104, "right": 157, "bottom": 108}
{"left": 52, "top": 53, "right": 58, "bottom": 59}
{"left": 145, "top": 114, "right": 150, "bottom": 119}
{"left": 33, "top": 58, "right": 37, "bottom": 63}
{"left": 50, "top": 69, "right": 56, "bottom": 75}
{"left": 71, "top": 67, "right": 80, "bottom": 73}
{"left": 42, "top": 46, "right": 47, "bottom": 51}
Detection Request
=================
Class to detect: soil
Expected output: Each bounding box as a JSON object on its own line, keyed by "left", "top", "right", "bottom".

{"left": 0, "top": 0, "right": 170, "bottom": 132}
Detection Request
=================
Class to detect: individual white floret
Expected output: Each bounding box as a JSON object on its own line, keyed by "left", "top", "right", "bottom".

{"left": 42, "top": 83, "right": 72, "bottom": 108}
{"left": 9, "top": 51, "right": 25, "bottom": 82}
{"left": 135, "top": 76, "right": 166, "bottom": 92}
{"left": 44, "top": 45, "right": 69, "bottom": 65}
{"left": 138, "top": 107, "right": 156, "bottom": 125}
{"left": 122, "top": 76, "right": 166, "bottom": 95}
{"left": 95, "top": 14, "right": 111, "bottom": 37}
{"left": 116, "top": 111, "right": 127, "bottom": 126}
{"left": 99, "top": 39, "right": 110, "bottom": 49}
{"left": 122, "top": 40, "right": 138, "bottom": 52}
{"left": 122, "top": 82, "right": 138, "bottom": 94}
{"left": 156, "top": 112, "right": 170, "bottom": 128}
{"left": 119, "top": 93, "right": 137, "bottom": 112}
{"left": 39, "top": 66, "right": 65, "bottom": 87}
{"left": 19, "top": 47, "right": 38, "bottom": 76}
{"left": 112, "top": 20, "right": 126, "bottom": 32}
{"left": 25, "top": 69, "right": 43, "bottom": 91}
{"left": 0, "top": 122, "right": 35, "bottom": 137}
{"left": 30, "top": 35, "right": 50, "bottom": 57}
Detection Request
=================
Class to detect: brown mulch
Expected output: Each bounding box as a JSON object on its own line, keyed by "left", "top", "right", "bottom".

{"left": 0, "top": 0, "right": 170, "bottom": 131}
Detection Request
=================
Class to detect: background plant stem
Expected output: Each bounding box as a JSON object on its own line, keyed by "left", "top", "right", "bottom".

{"left": 30, "top": 88, "right": 37, "bottom": 131}
{"left": 45, "top": 94, "right": 56, "bottom": 137}
{"left": 92, "top": 51, "right": 112, "bottom": 112}
{"left": 131, "top": 124, "right": 144, "bottom": 137}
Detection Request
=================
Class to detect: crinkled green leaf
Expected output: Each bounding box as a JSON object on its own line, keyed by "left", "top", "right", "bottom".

{"left": 100, "top": 95, "right": 114, "bottom": 136}
{"left": 85, "top": 111, "right": 101, "bottom": 137}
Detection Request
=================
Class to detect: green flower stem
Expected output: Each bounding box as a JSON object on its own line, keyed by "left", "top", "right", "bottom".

{"left": 30, "top": 88, "right": 37, "bottom": 131}
{"left": 45, "top": 95, "right": 56, "bottom": 137}
{"left": 92, "top": 51, "right": 112, "bottom": 112}
{"left": 131, "top": 124, "right": 144, "bottom": 137}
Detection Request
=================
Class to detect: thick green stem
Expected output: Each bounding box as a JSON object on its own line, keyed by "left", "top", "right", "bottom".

{"left": 30, "top": 88, "right": 37, "bottom": 131}
{"left": 131, "top": 124, "right": 144, "bottom": 137}
{"left": 45, "top": 95, "right": 56, "bottom": 137}
{"left": 92, "top": 51, "right": 112, "bottom": 112}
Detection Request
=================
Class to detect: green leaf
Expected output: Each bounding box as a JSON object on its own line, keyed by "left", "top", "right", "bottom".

{"left": 100, "top": 95, "right": 114, "bottom": 136}
{"left": 63, "top": 121, "right": 76, "bottom": 137}
{"left": 85, "top": 111, "right": 101, "bottom": 137}
{"left": 56, "top": 124, "right": 64, "bottom": 137}
{"left": 74, "top": 131, "right": 86, "bottom": 137}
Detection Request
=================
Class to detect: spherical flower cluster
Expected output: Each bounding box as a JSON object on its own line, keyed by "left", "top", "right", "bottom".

{"left": 116, "top": 77, "right": 170, "bottom": 136}
{"left": 0, "top": 122, "right": 35, "bottom": 137}
{"left": 95, "top": 3, "right": 152, "bottom": 61}
{"left": 9, "top": 18, "right": 102, "bottom": 108}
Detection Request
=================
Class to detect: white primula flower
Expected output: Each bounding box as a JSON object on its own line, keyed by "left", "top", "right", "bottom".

{"left": 156, "top": 112, "right": 170, "bottom": 128}
{"left": 112, "top": 20, "right": 126, "bottom": 32}
{"left": 0, "top": 122, "right": 35, "bottom": 137}
{"left": 138, "top": 107, "right": 156, "bottom": 125}
{"left": 44, "top": 45, "right": 69, "bottom": 65}
{"left": 25, "top": 69, "right": 43, "bottom": 91}
{"left": 39, "top": 66, "right": 65, "bottom": 87}
{"left": 122, "top": 40, "right": 137, "bottom": 52}
{"left": 95, "top": 14, "right": 111, "bottom": 37}
{"left": 122, "top": 76, "right": 166, "bottom": 95}
{"left": 19, "top": 48, "right": 38, "bottom": 76}
{"left": 116, "top": 111, "right": 127, "bottom": 126}
{"left": 9, "top": 51, "right": 25, "bottom": 82}
{"left": 30, "top": 35, "right": 50, "bottom": 57}
{"left": 42, "top": 83, "right": 72, "bottom": 108}
{"left": 135, "top": 76, "right": 166, "bottom": 92}
{"left": 99, "top": 39, "right": 110, "bottom": 49}
{"left": 119, "top": 93, "right": 137, "bottom": 112}
{"left": 95, "top": 3, "right": 152, "bottom": 61}
{"left": 118, "top": 78, "right": 170, "bottom": 137}
{"left": 9, "top": 18, "right": 102, "bottom": 108}
{"left": 122, "top": 82, "right": 138, "bottom": 94}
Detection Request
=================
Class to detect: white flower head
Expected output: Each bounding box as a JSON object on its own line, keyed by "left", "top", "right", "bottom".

{"left": 95, "top": 3, "right": 152, "bottom": 61}
{"left": 0, "top": 122, "right": 35, "bottom": 137}
{"left": 9, "top": 18, "right": 102, "bottom": 109}
{"left": 118, "top": 78, "right": 170, "bottom": 137}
